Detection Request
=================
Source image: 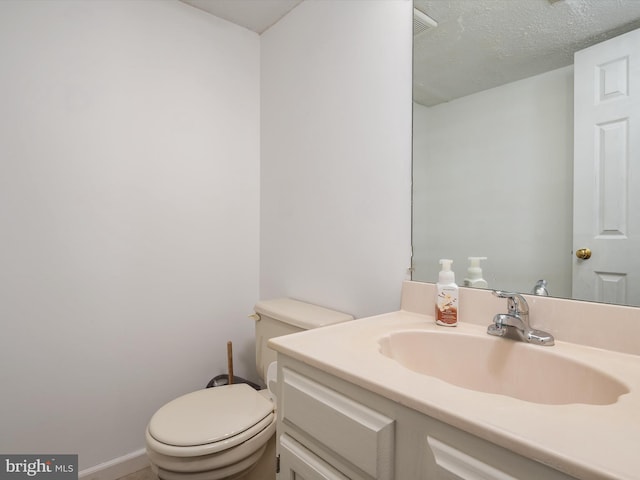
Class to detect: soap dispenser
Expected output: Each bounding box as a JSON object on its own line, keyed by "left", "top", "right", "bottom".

{"left": 435, "top": 259, "right": 458, "bottom": 326}
{"left": 463, "top": 257, "right": 488, "bottom": 288}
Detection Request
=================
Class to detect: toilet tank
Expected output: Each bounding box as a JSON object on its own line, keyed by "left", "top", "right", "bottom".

{"left": 252, "top": 298, "right": 353, "bottom": 382}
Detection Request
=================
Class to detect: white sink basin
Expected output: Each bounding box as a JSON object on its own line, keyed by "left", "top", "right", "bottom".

{"left": 378, "top": 330, "right": 629, "bottom": 405}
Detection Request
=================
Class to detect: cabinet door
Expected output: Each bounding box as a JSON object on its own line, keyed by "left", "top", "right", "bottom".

{"left": 278, "top": 434, "right": 349, "bottom": 480}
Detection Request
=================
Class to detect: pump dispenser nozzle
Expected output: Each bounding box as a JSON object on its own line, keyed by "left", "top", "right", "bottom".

{"left": 464, "top": 257, "right": 488, "bottom": 288}
{"left": 438, "top": 259, "right": 455, "bottom": 284}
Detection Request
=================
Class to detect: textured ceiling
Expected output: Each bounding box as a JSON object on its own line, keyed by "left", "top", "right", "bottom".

{"left": 414, "top": 0, "right": 640, "bottom": 106}
{"left": 179, "top": 0, "right": 640, "bottom": 107}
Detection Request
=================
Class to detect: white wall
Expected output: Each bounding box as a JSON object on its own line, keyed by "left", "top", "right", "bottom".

{"left": 260, "top": 0, "right": 413, "bottom": 318}
{"left": 0, "top": 0, "right": 259, "bottom": 470}
{"left": 413, "top": 66, "right": 574, "bottom": 297}
{"left": 0, "top": 0, "right": 413, "bottom": 471}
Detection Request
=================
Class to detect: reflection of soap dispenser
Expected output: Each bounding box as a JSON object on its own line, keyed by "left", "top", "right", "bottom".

{"left": 435, "top": 259, "right": 458, "bottom": 326}
{"left": 464, "top": 257, "right": 488, "bottom": 288}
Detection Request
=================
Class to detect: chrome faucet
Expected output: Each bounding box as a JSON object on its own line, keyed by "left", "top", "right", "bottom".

{"left": 532, "top": 279, "right": 549, "bottom": 296}
{"left": 488, "top": 290, "right": 554, "bottom": 346}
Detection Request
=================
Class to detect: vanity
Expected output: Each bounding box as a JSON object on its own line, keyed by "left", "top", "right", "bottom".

{"left": 268, "top": 281, "right": 640, "bottom": 480}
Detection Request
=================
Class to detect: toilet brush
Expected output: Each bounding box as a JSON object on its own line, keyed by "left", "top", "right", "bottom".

{"left": 205, "top": 340, "right": 260, "bottom": 390}
{"left": 227, "top": 341, "right": 234, "bottom": 385}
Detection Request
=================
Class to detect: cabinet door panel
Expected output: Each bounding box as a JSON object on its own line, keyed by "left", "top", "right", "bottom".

{"left": 278, "top": 434, "right": 349, "bottom": 480}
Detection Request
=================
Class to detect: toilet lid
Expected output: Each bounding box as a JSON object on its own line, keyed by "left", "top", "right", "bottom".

{"left": 148, "top": 384, "right": 273, "bottom": 447}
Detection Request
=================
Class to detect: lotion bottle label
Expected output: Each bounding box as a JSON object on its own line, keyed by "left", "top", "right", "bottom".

{"left": 436, "top": 286, "right": 458, "bottom": 325}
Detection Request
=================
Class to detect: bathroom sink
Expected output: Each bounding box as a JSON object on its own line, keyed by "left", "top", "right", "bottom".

{"left": 378, "top": 330, "right": 629, "bottom": 405}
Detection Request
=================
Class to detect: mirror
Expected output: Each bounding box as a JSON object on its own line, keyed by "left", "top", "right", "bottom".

{"left": 412, "top": 0, "right": 640, "bottom": 306}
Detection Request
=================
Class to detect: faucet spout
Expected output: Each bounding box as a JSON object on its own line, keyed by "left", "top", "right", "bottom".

{"left": 488, "top": 291, "right": 554, "bottom": 346}
{"left": 494, "top": 313, "right": 526, "bottom": 331}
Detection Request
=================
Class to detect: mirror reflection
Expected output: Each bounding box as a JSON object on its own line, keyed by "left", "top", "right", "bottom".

{"left": 412, "top": 0, "right": 640, "bottom": 307}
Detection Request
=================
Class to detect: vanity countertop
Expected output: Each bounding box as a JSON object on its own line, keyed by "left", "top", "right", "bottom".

{"left": 269, "top": 310, "right": 640, "bottom": 480}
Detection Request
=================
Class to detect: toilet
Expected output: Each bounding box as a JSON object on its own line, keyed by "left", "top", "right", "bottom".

{"left": 145, "top": 298, "right": 353, "bottom": 480}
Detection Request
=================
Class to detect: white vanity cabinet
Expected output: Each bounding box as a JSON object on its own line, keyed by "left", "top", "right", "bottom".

{"left": 275, "top": 355, "right": 578, "bottom": 480}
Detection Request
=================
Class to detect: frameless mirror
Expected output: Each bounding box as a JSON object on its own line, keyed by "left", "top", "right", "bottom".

{"left": 412, "top": 0, "right": 640, "bottom": 307}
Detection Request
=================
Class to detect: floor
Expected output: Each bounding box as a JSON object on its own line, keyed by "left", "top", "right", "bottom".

{"left": 117, "top": 467, "right": 156, "bottom": 480}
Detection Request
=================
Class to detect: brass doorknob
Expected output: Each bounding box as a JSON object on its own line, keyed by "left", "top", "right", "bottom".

{"left": 576, "top": 248, "right": 591, "bottom": 260}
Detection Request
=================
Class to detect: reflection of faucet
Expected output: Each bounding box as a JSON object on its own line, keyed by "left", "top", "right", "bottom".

{"left": 532, "top": 279, "right": 549, "bottom": 296}
{"left": 488, "top": 290, "right": 554, "bottom": 346}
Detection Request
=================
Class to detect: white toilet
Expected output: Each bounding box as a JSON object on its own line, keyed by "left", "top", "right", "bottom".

{"left": 145, "top": 298, "right": 353, "bottom": 480}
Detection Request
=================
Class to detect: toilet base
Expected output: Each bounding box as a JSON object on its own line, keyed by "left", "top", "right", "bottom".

{"left": 150, "top": 435, "right": 276, "bottom": 480}
{"left": 241, "top": 434, "right": 275, "bottom": 480}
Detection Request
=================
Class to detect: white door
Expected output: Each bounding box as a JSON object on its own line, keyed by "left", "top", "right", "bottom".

{"left": 573, "top": 28, "right": 640, "bottom": 306}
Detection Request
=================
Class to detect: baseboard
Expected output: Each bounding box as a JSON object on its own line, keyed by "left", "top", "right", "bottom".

{"left": 79, "top": 449, "right": 149, "bottom": 480}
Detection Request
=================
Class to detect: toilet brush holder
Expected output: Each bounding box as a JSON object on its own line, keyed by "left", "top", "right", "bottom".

{"left": 206, "top": 374, "right": 260, "bottom": 390}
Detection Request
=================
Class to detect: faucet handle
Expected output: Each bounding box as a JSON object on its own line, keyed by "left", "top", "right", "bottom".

{"left": 492, "top": 290, "right": 529, "bottom": 315}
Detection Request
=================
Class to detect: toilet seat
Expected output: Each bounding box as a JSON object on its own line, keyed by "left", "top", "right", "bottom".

{"left": 147, "top": 384, "right": 274, "bottom": 457}
{"left": 145, "top": 384, "right": 277, "bottom": 480}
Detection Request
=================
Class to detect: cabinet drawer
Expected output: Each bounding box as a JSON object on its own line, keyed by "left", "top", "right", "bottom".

{"left": 279, "top": 433, "right": 349, "bottom": 480}
{"left": 428, "top": 436, "right": 519, "bottom": 480}
{"left": 280, "top": 368, "right": 394, "bottom": 480}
